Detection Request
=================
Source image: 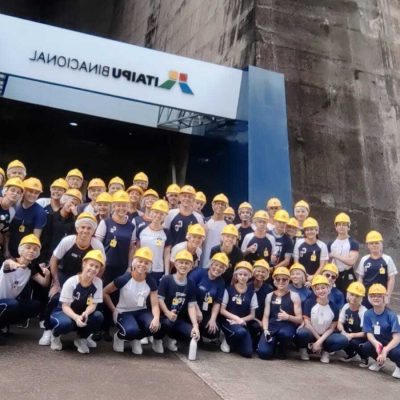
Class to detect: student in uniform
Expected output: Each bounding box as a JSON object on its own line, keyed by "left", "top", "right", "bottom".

{"left": 328, "top": 213, "right": 359, "bottom": 295}
{"left": 356, "top": 230, "right": 397, "bottom": 308}
{"left": 0, "top": 234, "right": 50, "bottom": 344}
{"left": 295, "top": 275, "right": 348, "bottom": 363}
{"left": 320, "top": 263, "right": 345, "bottom": 309}
{"left": 36, "top": 178, "right": 69, "bottom": 215}
{"left": 288, "top": 263, "right": 311, "bottom": 304}
{"left": 269, "top": 209, "right": 293, "bottom": 269}
{"left": 103, "top": 247, "right": 165, "bottom": 355}
{"left": 285, "top": 217, "right": 299, "bottom": 243}
{"left": 132, "top": 172, "right": 149, "bottom": 191}
{"left": 137, "top": 189, "right": 159, "bottom": 226}
{"left": 6, "top": 160, "right": 27, "bottom": 180}
{"left": 108, "top": 177, "right": 125, "bottom": 194}
{"left": 236, "top": 202, "right": 253, "bottom": 248}
{"left": 220, "top": 261, "right": 258, "bottom": 358}
{"left": 241, "top": 210, "right": 275, "bottom": 265}
{"left": 293, "top": 200, "right": 310, "bottom": 237}
{"left": 258, "top": 266, "right": 302, "bottom": 359}
{"left": 360, "top": 284, "right": 400, "bottom": 379}
{"left": 223, "top": 207, "right": 235, "bottom": 224}
{"left": 266, "top": 197, "right": 282, "bottom": 231}
{"left": 78, "top": 178, "right": 106, "bottom": 215}
{"left": 49, "top": 249, "right": 104, "bottom": 354}
{"left": 65, "top": 168, "right": 84, "bottom": 190}
{"left": 127, "top": 185, "right": 143, "bottom": 220}
{"left": 94, "top": 192, "right": 113, "bottom": 222}
{"left": 193, "top": 191, "right": 206, "bottom": 216}
{"left": 165, "top": 184, "right": 180, "bottom": 210}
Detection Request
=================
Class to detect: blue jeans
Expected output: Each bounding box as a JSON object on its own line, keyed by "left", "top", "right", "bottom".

{"left": 0, "top": 298, "right": 40, "bottom": 327}
{"left": 50, "top": 310, "right": 104, "bottom": 338}
{"left": 258, "top": 322, "right": 296, "bottom": 360}
{"left": 221, "top": 319, "right": 253, "bottom": 358}
{"left": 359, "top": 341, "right": 400, "bottom": 367}
{"left": 295, "top": 327, "right": 348, "bottom": 352}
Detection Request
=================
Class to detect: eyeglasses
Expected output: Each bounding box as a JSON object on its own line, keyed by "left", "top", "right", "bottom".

{"left": 323, "top": 273, "right": 337, "bottom": 280}
{"left": 274, "top": 277, "right": 289, "bottom": 283}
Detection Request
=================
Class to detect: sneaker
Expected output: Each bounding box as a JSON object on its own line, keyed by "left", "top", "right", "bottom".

{"left": 220, "top": 338, "right": 230, "bottom": 353}
{"left": 359, "top": 358, "right": 369, "bottom": 368}
{"left": 320, "top": 351, "right": 330, "bottom": 364}
{"left": 74, "top": 338, "right": 90, "bottom": 354}
{"left": 131, "top": 339, "right": 143, "bottom": 355}
{"left": 340, "top": 353, "right": 358, "bottom": 363}
{"left": 17, "top": 319, "right": 30, "bottom": 329}
{"left": 164, "top": 337, "right": 178, "bottom": 352}
{"left": 152, "top": 339, "right": 164, "bottom": 354}
{"left": 392, "top": 366, "right": 400, "bottom": 379}
{"left": 39, "top": 320, "right": 45, "bottom": 329}
{"left": 113, "top": 332, "right": 125, "bottom": 353}
{"left": 369, "top": 361, "right": 385, "bottom": 372}
{"left": 86, "top": 335, "right": 97, "bottom": 349}
{"left": 50, "top": 334, "right": 62, "bottom": 351}
{"left": 140, "top": 337, "right": 149, "bottom": 345}
{"left": 39, "top": 330, "right": 52, "bottom": 346}
{"left": 299, "top": 348, "right": 310, "bottom": 361}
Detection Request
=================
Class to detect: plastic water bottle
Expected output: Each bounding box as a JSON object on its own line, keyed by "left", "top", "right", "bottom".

{"left": 188, "top": 338, "right": 197, "bottom": 361}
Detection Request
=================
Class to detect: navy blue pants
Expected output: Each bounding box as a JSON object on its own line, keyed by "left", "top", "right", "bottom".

{"left": 359, "top": 341, "right": 400, "bottom": 367}
{"left": 295, "top": 327, "right": 348, "bottom": 352}
{"left": 50, "top": 310, "right": 103, "bottom": 338}
{"left": 162, "top": 316, "right": 192, "bottom": 340}
{"left": 344, "top": 337, "right": 367, "bottom": 357}
{"left": 116, "top": 309, "right": 165, "bottom": 341}
{"left": 200, "top": 312, "right": 220, "bottom": 340}
{"left": 257, "top": 322, "right": 296, "bottom": 360}
{"left": 0, "top": 298, "right": 40, "bottom": 327}
{"left": 221, "top": 319, "right": 253, "bottom": 358}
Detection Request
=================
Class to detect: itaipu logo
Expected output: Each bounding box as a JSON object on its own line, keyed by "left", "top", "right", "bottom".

{"left": 159, "top": 71, "right": 194, "bottom": 95}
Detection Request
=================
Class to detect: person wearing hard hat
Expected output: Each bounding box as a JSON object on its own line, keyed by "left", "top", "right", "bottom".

{"left": 8, "top": 178, "right": 47, "bottom": 259}
{"left": 126, "top": 185, "right": 143, "bottom": 220}
{"left": 108, "top": 177, "right": 125, "bottom": 195}
{"left": 48, "top": 249, "right": 105, "bottom": 353}
{"left": 223, "top": 207, "right": 235, "bottom": 224}
{"left": 0, "top": 235, "right": 50, "bottom": 344}
{"left": 36, "top": 178, "right": 69, "bottom": 214}
{"left": 194, "top": 191, "right": 207, "bottom": 216}
{"left": 356, "top": 230, "right": 397, "bottom": 308}
{"left": 219, "top": 261, "right": 258, "bottom": 358}
{"left": 293, "top": 217, "right": 329, "bottom": 282}
{"left": 288, "top": 263, "right": 311, "bottom": 304}
{"left": 189, "top": 252, "right": 228, "bottom": 342}
{"left": 236, "top": 202, "right": 254, "bottom": 248}
{"left": 95, "top": 191, "right": 136, "bottom": 340}
{"left": 6, "top": 160, "right": 27, "bottom": 180}
{"left": 136, "top": 199, "right": 171, "bottom": 285}
{"left": 295, "top": 275, "right": 348, "bottom": 363}
{"left": 359, "top": 284, "right": 400, "bottom": 378}
{"left": 293, "top": 200, "right": 310, "bottom": 238}
{"left": 285, "top": 217, "right": 299, "bottom": 243}
{"left": 258, "top": 267, "right": 302, "bottom": 360}
{"left": 165, "top": 183, "right": 180, "bottom": 210}
{"left": 132, "top": 171, "right": 149, "bottom": 191}
{"left": 337, "top": 282, "right": 368, "bottom": 363}
{"left": 39, "top": 212, "right": 104, "bottom": 346}
{"left": 158, "top": 250, "right": 200, "bottom": 353}
{"left": 94, "top": 192, "right": 113, "bottom": 222}
{"left": 135, "top": 188, "right": 159, "bottom": 230}
{"left": 103, "top": 247, "right": 165, "bottom": 355}
{"left": 266, "top": 197, "right": 282, "bottom": 231}
{"left": 77, "top": 178, "right": 106, "bottom": 215}
{"left": 328, "top": 212, "right": 359, "bottom": 295}
{"left": 209, "top": 224, "right": 244, "bottom": 287}
{"left": 241, "top": 210, "right": 276, "bottom": 265}
{"left": 65, "top": 168, "right": 84, "bottom": 190}
{"left": 164, "top": 185, "right": 204, "bottom": 248}
{"left": 319, "top": 263, "right": 345, "bottom": 309}
{"left": 0, "top": 167, "right": 5, "bottom": 191}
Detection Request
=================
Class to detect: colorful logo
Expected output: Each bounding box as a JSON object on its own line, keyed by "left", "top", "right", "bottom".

{"left": 159, "top": 71, "right": 194, "bottom": 95}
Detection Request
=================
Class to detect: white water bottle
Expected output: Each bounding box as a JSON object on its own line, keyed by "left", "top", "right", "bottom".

{"left": 188, "top": 338, "right": 197, "bottom": 361}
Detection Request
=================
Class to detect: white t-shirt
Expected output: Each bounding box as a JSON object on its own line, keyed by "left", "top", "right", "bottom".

{"left": 0, "top": 263, "right": 32, "bottom": 299}
{"left": 59, "top": 275, "right": 103, "bottom": 304}
{"left": 202, "top": 218, "right": 227, "bottom": 266}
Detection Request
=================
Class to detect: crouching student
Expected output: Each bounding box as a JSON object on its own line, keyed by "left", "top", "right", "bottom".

{"left": 103, "top": 247, "right": 165, "bottom": 355}
{"left": 219, "top": 261, "right": 258, "bottom": 358}
{"left": 158, "top": 250, "right": 200, "bottom": 354}
{"left": 49, "top": 249, "right": 104, "bottom": 354}
{"left": 258, "top": 267, "right": 302, "bottom": 360}
{"left": 295, "top": 275, "right": 348, "bottom": 363}
{"left": 359, "top": 284, "right": 400, "bottom": 379}
{"left": 0, "top": 234, "right": 50, "bottom": 344}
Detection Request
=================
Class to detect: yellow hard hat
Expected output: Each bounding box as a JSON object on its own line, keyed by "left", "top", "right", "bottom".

{"left": 195, "top": 191, "right": 207, "bottom": 203}
{"left": 51, "top": 178, "right": 68, "bottom": 191}
{"left": 211, "top": 252, "right": 229, "bottom": 268}
{"left": 287, "top": 217, "right": 299, "bottom": 228}
{"left": 347, "top": 282, "right": 366, "bottom": 297}
{"left": 134, "top": 247, "right": 153, "bottom": 262}
{"left": 96, "top": 192, "right": 113, "bottom": 203}
{"left": 88, "top": 178, "right": 106, "bottom": 189}
{"left": 143, "top": 188, "right": 159, "bottom": 198}
{"left": 65, "top": 189, "right": 83, "bottom": 203}
{"left": 221, "top": 224, "right": 239, "bottom": 237}
{"left": 108, "top": 176, "right": 125, "bottom": 188}
{"left": 213, "top": 193, "right": 229, "bottom": 204}
{"left": 166, "top": 183, "right": 180, "bottom": 194}
{"left": 294, "top": 200, "right": 310, "bottom": 211}
{"left": 7, "top": 160, "right": 26, "bottom": 171}
{"left": 289, "top": 263, "right": 307, "bottom": 275}
{"left": 127, "top": 185, "right": 144, "bottom": 195}
{"left": 180, "top": 185, "right": 196, "bottom": 195}
{"left": 266, "top": 197, "right": 282, "bottom": 208}
{"left": 238, "top": 202, "right": 253, "bottom": 210}
{"left": 151, "top": 199, "right": 169, "bottom": 213}
{"left": 133, "top": 172, "right": 149, "bottom": 183}
{"left": 19, "top": 234, "right": 41, "bottom": 249}
{"left": 23, "top": 177, "right": 43, "bottom": 192}
{"left": 66, "top": 168, "right": 83, "bottom": 179}
{"left": 334, "top": 212, "right": 351, "bottom": 225}
{"left": 366, "top": 230, "right": 383, "bottom": 243}
{"left": 273, "top": 266, "right": 290, "bottom": 278}
{"left": 234, "top": 261, "right": 253, "bottom": 273}
{"left": 253, "top": 259, "right": 270, "bottom": 270}
{"left": 187, "top": 223, "right": 206, "bottom": 237}
{"left": 368, "top": 283, "right": 387, "bottom": 296}
{"left": 4, "top": 177, "right": 24, "bottom": 191}
{"left": 302, "top": 217, "right": 318, "bottom": 229}
{"left": 0, "top": 167, "right": 5, "bottom": 178}
{"left": 112, "top": 190, "right": 130, "bottom": 203}
{"left": 311, "top": 275, "right": 329, "bottom": 286}
{"left": 83, "top": 249, "right": 105, "bottom": 267}
{"left": 175, "top": 249, "right": 194, "bottom": 263}
{"left": 253, "top": 210, "right": 269, "bottom": 220}
{"left": 322, "top": 263, "right": 339, "bottom": 276}
{"left": 274, "top": 209, "right": 290, "bottom": 223}
{"left": 76, "top": 212, "right": 97, "bottom": 223}
{"left": 223, "top": 207, "right": 235, "bottom": 216}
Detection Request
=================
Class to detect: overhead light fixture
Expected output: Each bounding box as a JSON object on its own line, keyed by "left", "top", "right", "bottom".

{"left": 69, "top": 122, "right": 78, "bottom": 127}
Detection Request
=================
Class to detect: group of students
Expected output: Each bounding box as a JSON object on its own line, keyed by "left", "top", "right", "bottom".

{"left": 0, "top": 160, "right": 399, "bottom": 380}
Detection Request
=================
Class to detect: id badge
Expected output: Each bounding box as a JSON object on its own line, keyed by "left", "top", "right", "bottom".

{"left": 236, "top": 297, "right": 242, "bottom": 305}
{"left": 19, "top": 225, "right": 25, "bottom": 233}
{"left": 110, "top": 239, "right": 117, "bottom": 248}
{"left": 202, "top": 301, "right": 209, "bottom": 311}
{"left": 263, "top": 249, "right": 269, "bottom": 257}
{"left": 348, "top": 317, "right": 354, "bottom": 325}
{"left": 374, "top": 324, "right": 381, "bottom": 335}
{"left": 275, "top": 297, "right": 282, "bottom": 305}
{"left": 379, "top": 267, "right": 385, "bottom": 275}
{"left": 172, "top": 297, "right": 179, "bottom": 306}
{"left": 310, "top": 254, "right": 317, "bottom": 262}
{"left": 156, "top": 239, "right": 162, "bottom": 247}
{"left": 137, "top": 295, "right": 145, "bottom": 307}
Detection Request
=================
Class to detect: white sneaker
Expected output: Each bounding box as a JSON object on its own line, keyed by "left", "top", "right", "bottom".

{"left": 86, "top": 335, "right": 97, "bottom": 349}
{"left": 74, "top": 338, "right": 90, "bottom": 354}
{"left": 340, "top": 354, "right": 359, "bottom": 363}
{"left": 369, "top": 361, "right": 385, "bottom": 372}
{"left": 131, "top": 339, "right": 143, "bottom": 355}
{"left": 39, "top": 320, "right": 45, "bottom": 329}
{"left": 164, "top": 336, "right": 178, "bottom": 352}
{"left": 220, "top": 338, "right": 230, "bottom": 353}
{"left": 392, "top": 366, "right": 400, "bottom": 379}
{"left": 38, "top": 330, "right": 52, "bottom": 346}
{"left": 140, "top": 337, "right": 149, "bottom": 345}
{"left": 113, "top": 332, "right": 125, "bottom": 353}
{"left": 50, "top": 334, "right": 62, "bottom": 351}
{"left": 152, "top": 339, "right": 164, "bottom": 354}
{"left": 320, "top": 351, "right": 330, "bottom": 364}
{"left": 299, "top": 348, "right": 310, "bottom": 361}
